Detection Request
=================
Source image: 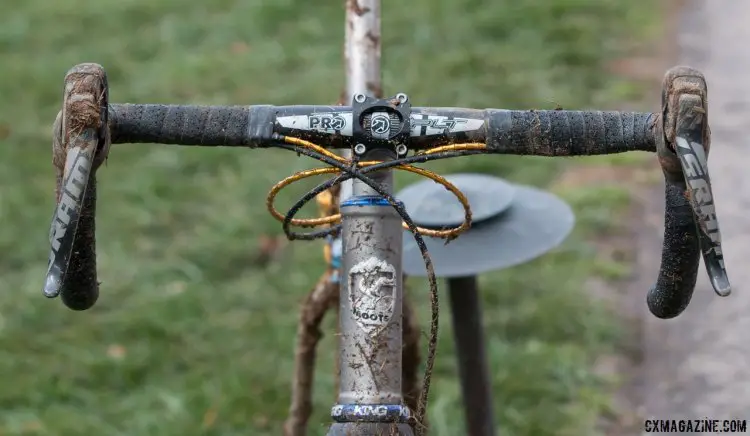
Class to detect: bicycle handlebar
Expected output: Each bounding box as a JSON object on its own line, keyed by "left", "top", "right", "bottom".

{"left": 107, "top": 103, "right": 657, "bottom": 155}
{"left": 45, "top": 63, "right": 730, "bottom": 319}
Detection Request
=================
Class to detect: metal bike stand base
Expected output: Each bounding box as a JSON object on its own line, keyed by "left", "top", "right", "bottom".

{"left": 447, "top": 275, "right": 495, "bottom": 436}
{"left": 398, "top": 173, "right": 576, "bottom": 436}
{"left": 327, "top": 423, "right": 414, "bottom": 435}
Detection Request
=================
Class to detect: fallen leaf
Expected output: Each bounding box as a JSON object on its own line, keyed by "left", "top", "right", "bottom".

{"left": 107, "top": 344, "right": 127, "bottom": 359}
{"left": 202, "top": 407, "right": 218, "bottom": 429}
{"left": 165, "top": 280, "right": 187, "bottom": 296}
{"left": 253, "top": 414, "right": 270, "bottom": 428}
{"left": 230, "top": 41, "right": 250, "bottom": 54}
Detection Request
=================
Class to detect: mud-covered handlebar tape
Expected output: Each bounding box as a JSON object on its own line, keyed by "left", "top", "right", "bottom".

{"left": 485, "top": 110, "right": 657, "bottom": 155}
{"left": 108, "top": 104, "right": 658, "bottom": 154}
{"left": 647, "top": 177, "right": 701, "bottom": 318}
{"left": 108, "top": 104, "right": 273, "bottom": 146}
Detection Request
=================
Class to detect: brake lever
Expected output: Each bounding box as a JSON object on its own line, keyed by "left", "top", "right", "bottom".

{"left": 648, "top": 66, "right": 730, "bottom": 319}
{"left": 44, "top": 63, "right": 110, "bottom": 310}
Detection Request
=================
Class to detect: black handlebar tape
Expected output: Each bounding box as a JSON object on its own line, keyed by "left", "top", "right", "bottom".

{"left": 59, "top": 174, "right": 100, "bottom": 310}
{"left": 485, "top": 110, "right": 657, "bottom": 155}
{"left": 647, "top": 176, "right": 701, "bottom": 318}
{"left": 108, "top": 104, "right": 275, "bottom": 146}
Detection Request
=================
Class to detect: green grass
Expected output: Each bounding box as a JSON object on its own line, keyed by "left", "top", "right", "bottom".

{"left": 0, "top": 0, "right": 658, "bottom": 434}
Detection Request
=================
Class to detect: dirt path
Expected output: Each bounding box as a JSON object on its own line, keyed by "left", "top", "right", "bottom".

{"left": 633, "top": 0, "right": 750, "bottom": 430}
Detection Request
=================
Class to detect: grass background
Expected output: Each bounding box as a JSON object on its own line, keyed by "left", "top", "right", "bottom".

{"left": 0, "top": 0, "right": 661, "bottom": 434}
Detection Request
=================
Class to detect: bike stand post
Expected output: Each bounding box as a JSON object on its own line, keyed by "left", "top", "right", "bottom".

{"left": 397, "top": 173, "right": 576, "bottom": 436}
{"left": 447, "top": 275, "right": 495, "bottom": 436}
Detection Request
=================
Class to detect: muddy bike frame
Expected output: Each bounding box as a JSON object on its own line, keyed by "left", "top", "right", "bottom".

{"left": 44, "top": 1, "right": 730, "bottom": 435}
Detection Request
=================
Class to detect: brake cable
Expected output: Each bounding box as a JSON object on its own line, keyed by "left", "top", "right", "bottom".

{"left": 266, "top": 135, "right": 487, "bottom": 429}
